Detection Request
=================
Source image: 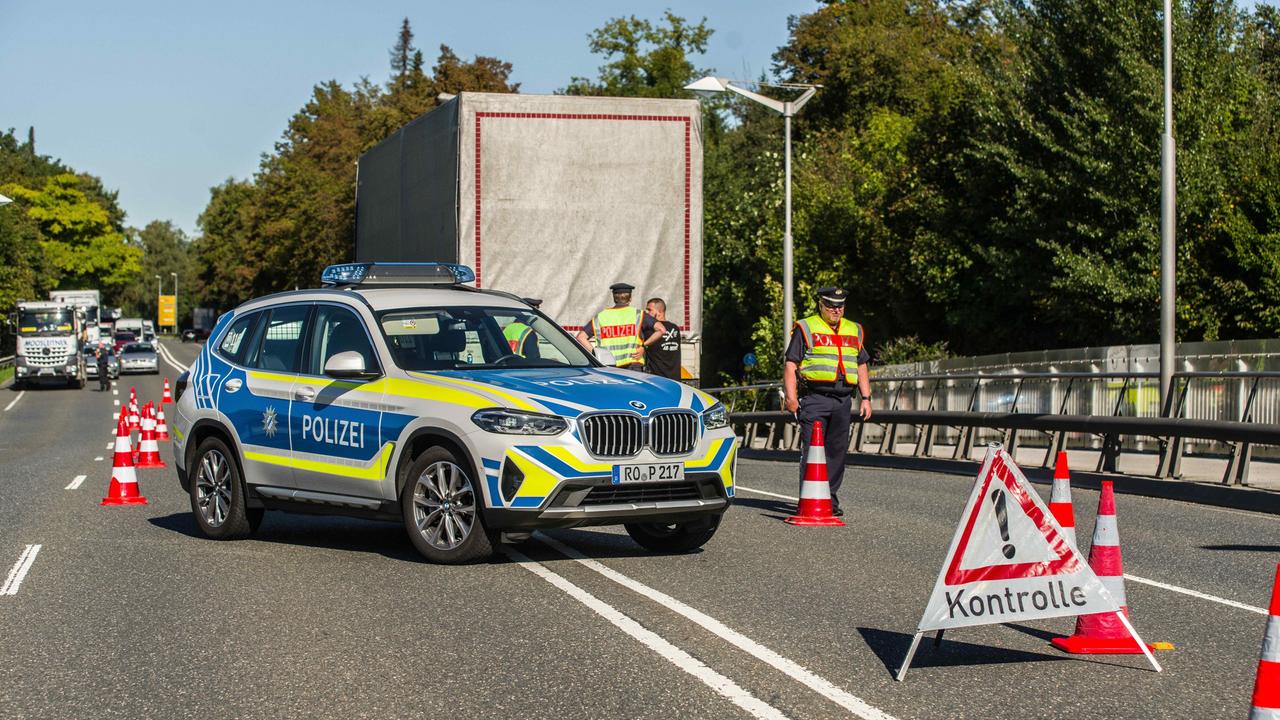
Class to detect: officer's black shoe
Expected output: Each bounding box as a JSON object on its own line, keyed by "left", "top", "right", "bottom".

{"left": 832, "top": 506, "right": 845, "bottom": 517}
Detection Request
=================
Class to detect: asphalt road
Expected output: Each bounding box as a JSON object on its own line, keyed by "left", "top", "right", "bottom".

{"left": 0, "top": 339, "right": 1275, "bottom": 719}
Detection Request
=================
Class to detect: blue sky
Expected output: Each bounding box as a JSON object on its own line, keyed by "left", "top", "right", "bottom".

{"left": 0, "top": 1, "right": 818, "bottom": 236}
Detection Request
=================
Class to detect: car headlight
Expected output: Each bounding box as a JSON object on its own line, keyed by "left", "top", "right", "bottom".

{"left": 702, "top": 402, "right": 729, "bottom": 430}
{"left": 471, "top": 408, "right": 567, "bottom": 435}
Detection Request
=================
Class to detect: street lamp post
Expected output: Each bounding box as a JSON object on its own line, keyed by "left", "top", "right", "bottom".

{"left": 154, "top": 275, "right": 161, "bottom": 332}
{"left": 1159, "top": 0, "right": 1177, "bottom": 411}
{"left": 685, "top": 76, "right": 819, "bottom": 354}
{"left": 171, "top": 272, "right": 179, "bottom": 334}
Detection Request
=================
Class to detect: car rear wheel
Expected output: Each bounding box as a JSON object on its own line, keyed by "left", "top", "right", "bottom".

{"left": 624, "top": 514, "right": 722, "bottom": 553}
{"left": 401, "top": 447, "right": 494, "bottom": 564}
{"left": 190, "top": 437, "right": 255, "bottom": 540}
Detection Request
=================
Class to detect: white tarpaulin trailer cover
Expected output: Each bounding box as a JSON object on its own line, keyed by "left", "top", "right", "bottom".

{"left": 355, "top": 92, "right": 704, "bottom": 375}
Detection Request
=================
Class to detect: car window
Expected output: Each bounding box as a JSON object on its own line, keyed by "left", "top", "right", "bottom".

{"left": 250, "top": 305, "right": 310, "bottom": 373}
{"left": 305, "top": 305, "right": 378, "bottom": 376}
{"left": 378, "top": 306, "right": 591, "bottom": 371}
{"left": 216, "top": 312, "right": 259, "bottom": 365}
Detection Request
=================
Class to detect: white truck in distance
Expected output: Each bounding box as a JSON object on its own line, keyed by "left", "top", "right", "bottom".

{"left": 355, "top": 92, "right": 705, "bottom": 380}
{"left": 48, "top": 289, "right": 102, "bottom": 346}
{"left": 12, "top": 300, "right": 86, "bottom": 389}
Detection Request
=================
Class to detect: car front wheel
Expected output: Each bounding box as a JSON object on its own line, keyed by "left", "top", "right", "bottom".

{"left": 190, "top": 436, "right": 255, "bottom": 540}
{"left": 624, "top": 514, "right": 722, "bottom": 553}
{"left": 401, "top": 447, "right": 494, "bottom": 564}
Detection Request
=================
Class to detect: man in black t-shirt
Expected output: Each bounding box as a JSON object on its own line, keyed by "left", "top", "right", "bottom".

{"left": 641, "top": 297, "right": 682, "bottom": 380}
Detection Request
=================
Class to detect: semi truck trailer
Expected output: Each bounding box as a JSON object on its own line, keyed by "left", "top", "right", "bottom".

{"left": 355, "top": 92, "right": 704, "bottom": 380}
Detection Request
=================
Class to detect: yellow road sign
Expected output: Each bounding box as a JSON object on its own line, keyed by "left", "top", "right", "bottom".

{"left": 158, "top": 295, "right": 177, "bottom": 327}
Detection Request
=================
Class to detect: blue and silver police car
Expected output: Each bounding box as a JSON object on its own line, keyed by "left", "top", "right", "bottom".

{"left": 170, "top": 263, "right": 736, "bottom": 563}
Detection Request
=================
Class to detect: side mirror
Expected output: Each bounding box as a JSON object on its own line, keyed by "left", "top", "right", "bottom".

{"left": 593, "top": 347, "right": 617, "bottom": 366}
{"left": 324, "top": 351, "right": 378, "bottom": 379}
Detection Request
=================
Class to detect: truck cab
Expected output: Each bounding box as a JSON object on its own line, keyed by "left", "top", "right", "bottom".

{"left": 12, "top": 300, "right": 86, "bottom": 389}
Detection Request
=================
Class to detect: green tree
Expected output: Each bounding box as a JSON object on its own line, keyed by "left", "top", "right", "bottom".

{"left": 563, "top": 11, "right": 713, "bottom": 98}
{"left": 116, "top": 221, "right": 193, "bottom": 322}
{"left": 1, "top": 173, "right": 141, "bottom": 297}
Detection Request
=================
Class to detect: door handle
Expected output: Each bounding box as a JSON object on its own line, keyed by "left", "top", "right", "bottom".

{"left": 224, "top": 378, "right": 242, "bottom": 394}
{"left": 296, "top": 386, "right": 316, "bottom": 402}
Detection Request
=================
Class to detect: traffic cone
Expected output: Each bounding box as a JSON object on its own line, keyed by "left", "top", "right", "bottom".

{"left": 162, "top": 377, "right": 173, "bottom": 404}
{"left": 1051, "top": 481, "right": 1153, "bottom": 654}
{"left": 101, "top": 414, "right": 147, "bottom": 505}
{"left": 128, "top": 387, "right": 140, "bottom": 431}
{"left": 785, "top": 421, "right": 845, "bottom": 527}
{"left": 135, "top": 403, "right": 166, "bottom": 468}
{"left": 1250, "top": 563, "right": 1280, "bottom": 720}
{"left": 155, "top": 403, "right": 170, "bottom": 441}
{"left": 1049, "top": 452, "right": 1077, "bottom": 551}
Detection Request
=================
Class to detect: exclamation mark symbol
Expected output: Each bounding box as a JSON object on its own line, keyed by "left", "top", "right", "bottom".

{"left": 990, "top": 489, "right": 1016, "bottom": 559}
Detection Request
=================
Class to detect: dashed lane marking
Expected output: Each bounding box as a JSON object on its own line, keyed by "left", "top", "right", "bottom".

{"left": 507, "top": 548, "right": 790, "bottom": 720}
{"left": 105, "top": 443, "right": 113, "bottom": 450}
{"left": 93, "top": 456, "right": 103, "bottom": 462}
{"left": 65, "top": 475, "right": 86, "bottom": 490}
{"left": 736, "top": 484, "right": 1269, "bottom": 617}
{"left": 1, "top": 545, "right": 42, "bottom": 596}
{"left": 535, "top": 533, "right": 899, "bottom": 720}
{"left": 4, "top": 391, "right": 25, "bottom": 412}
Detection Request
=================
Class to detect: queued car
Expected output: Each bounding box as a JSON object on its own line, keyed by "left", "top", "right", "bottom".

{"left": 83, "top": 345, "right": 120, "bottom": 379}
{"left": 181, "top": 328, "right": 198, "bottom": 342}
{"left": 112, "top": 332, "right": 137, "bottom": 354}
{"left": 172, "top": 262, "right": 737, "bottom": 564}
{"left": 118, "top": 342, "right": 159, "bottom": 374}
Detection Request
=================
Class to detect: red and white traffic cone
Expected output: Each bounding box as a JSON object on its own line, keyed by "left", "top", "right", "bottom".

{"left": 135, "top": 403, "right": 166, "bottom": 468}
{"left": 102, "top": 414, "right": 147, "bottom": 506}
{"left": 785, "top": 421, "right": 845, "bottom": 527}
{"left": 1250, "top": 563, "right": 1280, "bottom": 720}
{"left": 1051, "top": 481, "right": 1152, "bottom": 654}
{"left": 155, "top": 403, "right": 170, "bottom": 441}
{"left": 162, "top": 377, "right": 173, "bottom": 404}
{"left": 128, "top": 387, "right": 140, "bottom": 431}
{"left": 1049, "top": 451, "right": 1077, "bottom": 551}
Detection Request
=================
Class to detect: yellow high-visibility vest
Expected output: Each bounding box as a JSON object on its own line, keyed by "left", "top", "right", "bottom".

{"left": 503, "top": 322, "right": 534, "bottom": 357}
{"left": 795, "top": 315, "right": 863, "bottom": 385}
{"left": 592, "top": 307, "right": 642, "bottom": 367}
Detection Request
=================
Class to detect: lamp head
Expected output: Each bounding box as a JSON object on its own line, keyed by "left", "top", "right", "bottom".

{"left": 684, "top": 76, "right": 728, "bottom": 99}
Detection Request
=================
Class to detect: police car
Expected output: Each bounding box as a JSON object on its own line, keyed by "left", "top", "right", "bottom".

{"left": 171, "top": 263, "right": 736, "bottom": 563}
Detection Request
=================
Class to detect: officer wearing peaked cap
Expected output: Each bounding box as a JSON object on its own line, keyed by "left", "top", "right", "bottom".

{"left": 576, "top": 282, "right": 644, "bottom": 368}
{"left": 783, "top": 286, "right": 872, "bottom": 517}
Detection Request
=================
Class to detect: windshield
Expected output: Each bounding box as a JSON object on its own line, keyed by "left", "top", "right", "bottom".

{"left": 114, "top": 333, "right": 136, "bottom": 343}
{"left": 18, "top": 309, "right": 74, "bottom": 335}
{"left": 378, "top": 306, "right": 593, "bottom": 371}
{"left": 122, "top": 343, "right": 154, "bottom": 354}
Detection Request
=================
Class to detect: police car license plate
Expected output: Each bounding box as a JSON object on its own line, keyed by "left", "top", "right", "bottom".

{"left": 612, "top": 462, "right": 684, "bottom": 485}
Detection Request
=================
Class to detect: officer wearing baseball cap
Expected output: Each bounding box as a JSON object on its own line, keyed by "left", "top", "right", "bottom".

{"left": 575, "top": 282, "right": 644, "bottom": 368}
{"left": 782, "top": 286, "right": 872, "bottom": 516}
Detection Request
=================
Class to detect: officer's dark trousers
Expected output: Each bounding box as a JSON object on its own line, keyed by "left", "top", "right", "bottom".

{"left": 797, "top": 393, "right": 852, "bottom": 504}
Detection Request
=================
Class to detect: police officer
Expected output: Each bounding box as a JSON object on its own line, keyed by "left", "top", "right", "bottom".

{"left": 95, "top": 343, "right": 111, "bottom": 391}
{"left": 575, "top": 282, "right": 643, "bottom": 368}
{"left": 782, "top": 287, "right": 872, "bottom": 516}
{"left": 503, "top": 299, "right": 541, "bottom": 358}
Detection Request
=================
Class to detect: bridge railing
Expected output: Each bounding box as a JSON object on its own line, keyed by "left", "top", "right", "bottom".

{"left": 703, "top": 370, "right": 1280, "bottom": 487}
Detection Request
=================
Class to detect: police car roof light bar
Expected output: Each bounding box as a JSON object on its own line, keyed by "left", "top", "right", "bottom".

{"left": 321, "top": 262, "right": 476, "bottom": 288}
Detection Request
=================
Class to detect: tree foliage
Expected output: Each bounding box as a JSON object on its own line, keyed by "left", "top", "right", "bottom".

{"left": 563, "top": 12, "right": 713, "bottom": 98}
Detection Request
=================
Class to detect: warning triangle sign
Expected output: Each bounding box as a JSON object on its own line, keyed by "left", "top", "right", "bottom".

{"left": 915, "top": 446, "right": 1120, "bottom": 632}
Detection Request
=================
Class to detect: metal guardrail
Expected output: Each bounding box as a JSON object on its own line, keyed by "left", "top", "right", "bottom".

{"left": 706, "top": 370, "right": 1280, "bottom": 487}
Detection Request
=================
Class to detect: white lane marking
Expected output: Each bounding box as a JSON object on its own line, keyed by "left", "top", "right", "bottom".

{"left": 112, "top": 412, "right": 119, "bottom": 420}
{"left": 1, "top": 545, "right": 42, "bottom": 595}
{"left": 112, "top": 389, "right": 118, "bottom": 396}
{"left": 156, "top": 343, "right": 188, "bottom": 372}
{"left": 736, "top": 485, "right": 799, "bottom": 502}
{"left": 113, "top": 399, "right": 120, "bottom": 406}
{"left": 4, "top": 391, "right": 26, "bottom": 412}
{"left": 1124, "top": 574, "right": 1266, "bottom": 615}
{"left": 508, "top": 548, "right": 790, "bottom": 720}
{"left": 65, "top": 474, "right": 87, "bottom": 490}
{"left": 105, "top": 442, "right": 113, "bottom": 450}
{"left": 739, "top": 484, "right": 1269, "bottom": 618}
{"left": 536, "top": 534, "right": 899, "bottom": 720}
{"left": 93, "top": 456, "right": 103, "bottom": 462}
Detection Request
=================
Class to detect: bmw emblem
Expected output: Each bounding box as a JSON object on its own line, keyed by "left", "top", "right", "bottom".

{"left": 629, "top": 400, "right": 646, "bottom": 410}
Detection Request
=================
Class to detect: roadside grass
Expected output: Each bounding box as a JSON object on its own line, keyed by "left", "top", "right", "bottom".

{"left": 0, "top": 366, "right": 13, "bottom": 385}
